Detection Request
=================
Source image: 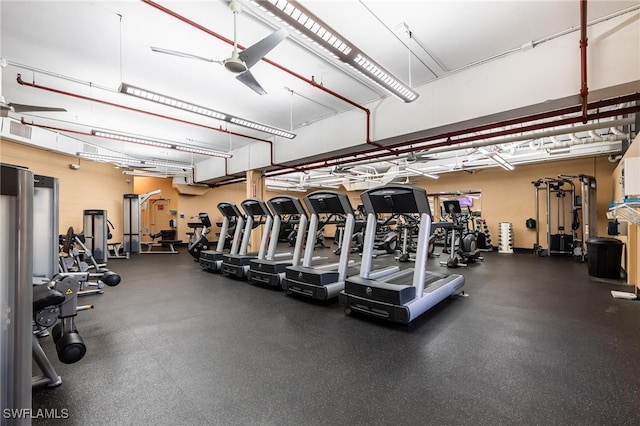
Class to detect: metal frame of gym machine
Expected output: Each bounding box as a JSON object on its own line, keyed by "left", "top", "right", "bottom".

{"left": 1, "top": 164, "right": 33, "bottom": 424}
{"left": 82, "top": 209, "right": 109, "bottom": 264}
{"left": 248, "top": 195, "right": 308, "bottom": 288}
{"left": 221, "top": 198, "right": 272, "bottom": 279}
{"left": 199, "top": 202, "right": 245, "bottom": 272}
{"left": 31, "top": 173, "right": 92, "bottom": 389}
{"left": 122, "top": 189, "right": 161, "bottom": 255}
{"left": 532, "top": 175, "right": 596, "bottom": 259}
{"left": 339, "top": 185, "right": 465, "bottom": 325}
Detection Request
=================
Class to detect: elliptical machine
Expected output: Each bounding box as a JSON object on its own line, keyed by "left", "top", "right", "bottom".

{"left": 440, "top": 200, "right": 482, "bottom": 268}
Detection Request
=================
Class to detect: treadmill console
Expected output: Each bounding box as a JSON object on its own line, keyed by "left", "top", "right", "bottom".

{"left": 443, "top": 200, "right": 462, "bottom": 214}
{"left": 241, "top": 198, "right": 272, "bottom": 217}
{"left": 218, "top": 202, "right": 243, "bottom": 218}
{"left": 198, "top": 212, "right": 212, "bottom": 227}
{"left": 304, "top": 191, "right": 354, "bottom": 215}
{"left": 361, "top": 185, "right": 431, "bottom": 215}
{"left": 268, "top": 195, "right": 306, "bottom": 216}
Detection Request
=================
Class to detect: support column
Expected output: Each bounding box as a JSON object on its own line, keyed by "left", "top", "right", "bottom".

{"left": 246, "top": 170, "right": 265, "bottom": 254}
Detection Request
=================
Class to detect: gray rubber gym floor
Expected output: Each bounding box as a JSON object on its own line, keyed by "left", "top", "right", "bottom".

{"left": 33, "top": 245, "right": 640, "bottom": 425}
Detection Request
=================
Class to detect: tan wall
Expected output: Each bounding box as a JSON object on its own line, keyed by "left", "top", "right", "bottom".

{"left": 178, "top": 182, "right": 246, "bottom": 244}
{"left": 1, "top": 138, "right": 621, "bottom": 252}
{"left": 1, "top": 138, "right": 132, "bottom": 237}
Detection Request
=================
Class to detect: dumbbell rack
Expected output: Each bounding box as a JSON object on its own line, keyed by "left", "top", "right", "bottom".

{"left": 498, "top": 222, "right": 514, "bottom": 254}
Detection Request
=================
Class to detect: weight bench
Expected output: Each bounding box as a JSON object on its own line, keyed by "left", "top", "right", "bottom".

{"left": 107, "top": 241, "right": 124, "bottom": 258}
{"left": 140, "top": 230, "right": 181, "bottom": 254}
{"left": 140, "top": 240, "right": 182, "bottom": 254}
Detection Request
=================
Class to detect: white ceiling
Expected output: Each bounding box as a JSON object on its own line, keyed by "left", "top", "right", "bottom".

{"left": 1, "top": 0, "right": 638, "bottom": 186}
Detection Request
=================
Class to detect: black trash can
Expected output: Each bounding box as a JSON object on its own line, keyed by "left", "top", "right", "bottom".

{"left": 586, "top": 237, "right": 623, "bottom": 279}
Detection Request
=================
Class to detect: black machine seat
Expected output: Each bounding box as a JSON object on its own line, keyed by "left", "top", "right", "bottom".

{"left": 33, "top": 285, "right": 64, "bottom": 311}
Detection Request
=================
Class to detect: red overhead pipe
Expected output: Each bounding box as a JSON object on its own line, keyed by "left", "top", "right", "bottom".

{"left": 141, "top": 0, "right": 391, "bottom": 153}
{"left": 580, "top": 0, "right": 589, "bottom": 123}
{"left": 16, "top": 74, "right": 303, "bottom": 176}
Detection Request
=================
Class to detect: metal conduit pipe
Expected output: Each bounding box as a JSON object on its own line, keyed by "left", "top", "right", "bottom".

{"left": 416, "top": 117, "right": 634, "bottom": 155}
{"left": 532, "top": 133, "right": 627, "bottom": 151}
{"left": 611, "top": 126, "right": 627, "bottom": 136}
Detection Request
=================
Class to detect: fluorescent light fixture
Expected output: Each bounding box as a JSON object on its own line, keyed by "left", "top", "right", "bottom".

{"left": 174, "top": 145, "right": 232, "bottom": 157}
{"left": 119, "top": 83, "right": 296, "bottom": 139}
{"left": 91, "top": 130, "right": 232, "bottom": 158}
{"left": 405, "top": 167, "right": 439, "bottom": 179}
{"left": 122, "top": 171, "right": 171, "bottom": 178}
{"left": 77, "top": 152, "right": 193, "bottom": 169}
{"left": 491, "top": 154, "right": 515, "bottom": 171}
{"left": 479, "top": 147, "right": 515, "bottom": 171}
{"left": 252, "top": 0, "right": 418, "bottom": 103}
{"left": 91, "top": 130, "right": 173, "bottom": 149}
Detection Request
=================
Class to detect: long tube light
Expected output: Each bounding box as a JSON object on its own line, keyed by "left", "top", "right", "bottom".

{"left": 490, "top": 153, "right": 515, "bottom": 171}
{"left": 76, "top": 152, "right": 193, "bottom": 169}
{"left": 405, "top": 167, "right": 439, "bottom": 179}
{"left": 252, "top": 0, "right": 418, "bottom": 102}
{"left": 119, "top": 83, "right": 296, "bottom": 139}
{"left": 479, "top": 147, "right": 515, "bottom": 170}
{"left": 91, "top": 130, "right": 232, "bottom": 158}
{"left": 122, "top": 171, "right": 172, "bottom": 178}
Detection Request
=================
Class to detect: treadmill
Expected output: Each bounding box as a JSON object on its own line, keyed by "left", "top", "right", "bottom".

{"left": 220, "top": 198, "right": 271, "bottom": 279}
{"left": 283, "top": 191, "right": 392, "bottom": 301}
{"left": 199, "top": 202, "right": 244, "bottom": 272}
{"left": 340, "top": 185, "right": 465, "bottom": 325}
{"left": 248, "top": 195, "right": 308, "bottom": 288}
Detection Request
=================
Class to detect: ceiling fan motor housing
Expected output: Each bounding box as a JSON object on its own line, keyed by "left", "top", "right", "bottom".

{"left": 224, "top": 57, "right": 247, "bottom": 73}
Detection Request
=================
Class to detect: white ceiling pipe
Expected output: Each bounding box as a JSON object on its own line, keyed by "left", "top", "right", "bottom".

{"left": 536, "top": 133, "right": 627, "bottom": 151}
{"left": 422, "top": 117, "right": 634, "bottom": 155}
{"left": 611, "top": 126, "right": 627, "bottom": 136}
{"left": 301, "top": 117, "right": 634, "bottom": 173}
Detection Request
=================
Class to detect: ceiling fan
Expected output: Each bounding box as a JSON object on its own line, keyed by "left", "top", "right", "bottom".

{"left": 0, "top": 95, "right": 67, "bottom": 118}
{"left": 151, "top": 0, "right": 287, "bottom": 95}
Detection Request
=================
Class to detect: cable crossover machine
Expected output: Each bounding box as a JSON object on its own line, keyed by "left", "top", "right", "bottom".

{"left": 531, "top": 174, "right": 597, "bottom": 260}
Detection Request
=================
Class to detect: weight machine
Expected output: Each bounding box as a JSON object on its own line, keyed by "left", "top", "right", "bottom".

{"left": 532, "top": 175, "right": 597, "bottom": 260}
{"left": 122, "top": 189, "right": 161, "bottom": 255}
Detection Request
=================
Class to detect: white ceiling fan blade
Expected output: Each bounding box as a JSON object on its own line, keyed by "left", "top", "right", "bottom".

{"left": 236, "top": 70, "right": 267, "bottom": 95}
{"left": 238, "top": 28, "right": 288, "bottom": 69}
{"left": 150, "top": 46, "right": 220, "bottom": 64}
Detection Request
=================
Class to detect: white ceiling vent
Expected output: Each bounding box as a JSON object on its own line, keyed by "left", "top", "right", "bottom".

{"left": 9, "top": 120, "right": 32, "bottom": 139}
{"left": 82, "top": 143, "right": 98, "bottom": 154}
